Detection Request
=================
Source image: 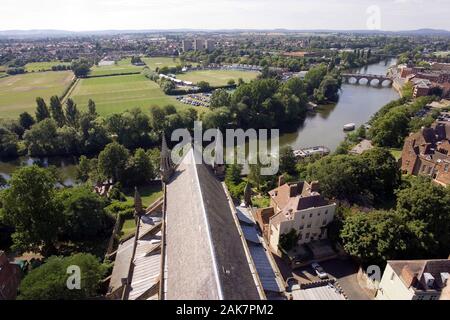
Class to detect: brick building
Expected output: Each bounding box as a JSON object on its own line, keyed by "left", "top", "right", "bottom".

{"left": 401, "top": 122, "right": 450, "bottom": 186}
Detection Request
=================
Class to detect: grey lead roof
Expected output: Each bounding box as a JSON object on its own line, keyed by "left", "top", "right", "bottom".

{"left": 163, "top": 148, "right": 261, "bottom": 300}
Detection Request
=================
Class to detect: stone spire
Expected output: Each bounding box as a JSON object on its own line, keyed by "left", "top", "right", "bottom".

{"left": 160, "top": 134, "right": 174, "bottom": 183}
{"left": 244, "top": 182, "right": 252, "bottom": 207}
{"left": 134, "top": 186, "right": 144, "bottom": 217}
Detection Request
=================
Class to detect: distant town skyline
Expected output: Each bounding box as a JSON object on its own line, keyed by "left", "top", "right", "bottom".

{"left": 1, "top": 0, "right": 449, "bottom": 32}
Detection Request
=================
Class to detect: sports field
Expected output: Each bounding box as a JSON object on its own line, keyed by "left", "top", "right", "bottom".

{"left": 142, "top": 57, "right": 182, "bottom": 70}
{"left": 69, "top": 73, "right": 186, "bottom": 115}
{"left": 0, "top": 71, "right": 74, "bottom": 119}
{"left": 25, "top": 61, "right": 71, "bottom": 72}
{"left": 177, "top": 70, "right": 259, "bottom": 87}
{"left": 89, "top": 58, "right": 143, "bottom": 77}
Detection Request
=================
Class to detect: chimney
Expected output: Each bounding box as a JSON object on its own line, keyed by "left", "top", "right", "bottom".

{"left": 289, "top": 184, "right": 298, "bottom": 197}
{"left": 423, "top": 273, "right": 435, "bottom": 289}
{"left": 278, "top": 175, "right": 285, "bottom": 187}
{"left": 310, "top": 181, "right": 320, "bottom": 193}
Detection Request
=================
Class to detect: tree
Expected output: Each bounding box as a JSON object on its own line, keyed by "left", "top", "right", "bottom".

{"left": 314, "top": 76, "right": 340, "bottom": 103}
{"left": 35, "top": 97, "right": 50, "bottom": 122}
{"left": 304, "top": 63, "right": 327, "bottom": 95}
{"left": 197, "top": 81, "right": 211, "bottom": 92}
{"left": 97, "top": 142, "right": 130, "bottom": 183}
{"left": 23, "top": 119, "right": 61, "bottom": 156}
{"left": 396, "top": 177, "right": 450, "bottom": 256}
{"left": 18, "top": 253, "right": 107, "bottom": 300}
{"left": 307, "top": 155, "right": 366, "bottom": 202}
{"left": 360, "top": 147, "right": 401, "bottom": 200}
{"left": 19, "top": 112, "right": 35, "bottom": 130}
{"left": 124, "top": 148, "right": 156, "bottom": 186}
{"left": 369, "top": 108, "right": 410, "bottom": 148}
{"left": 340, "top": 211, "right": 409, "bottom": 266}
{"left": 210, "top": 89, "right": 231, "bottom": 109}
{"left": 2, "top": 166, "right": 62, "bottom": 255}
{"left": 76, "top": 155, "right": 91, "bottom": 183}
{"left": 71, "top": 59, "right": 91, "bottom": 78}
{"left": 160, "top": 79, "right": 175, "bottom": 94}
{"left": 65, "top": 99, "right": 80, "bottom": 128}
{"left": 279, "top": 146, "right": 297, "bottom": 175}
{"left": 0, "top": 127, "right": 19, "bottom": 158}
{"left": 49, "top": 95, "right": 65, "bottom": 127}
{"left": 58, "top": 186, "right": 113, "bottom": 243}
{"left": 201, "top": 107, "right": 232, "bottom": 131}
{"left": 88, "top": 99, "right": 97, "bottom": 116}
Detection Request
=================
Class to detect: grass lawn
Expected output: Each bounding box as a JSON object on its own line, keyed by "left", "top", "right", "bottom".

{"left": 119, "top": 218, "right": 136, "bottom": 240}
{"left": 389, "top": 148, "right": 402, "bottom": 161}
{"left": 0, "top": 71, "right": 74, "bottom": 119}
{"left": 119, "top": 184, "right": 163, "bottom": 240}
{"left": 251, "top": 195, "right": 270, "bottom": 208}
{"left": 69, "top": 73, "right": 187, "bottom": 115}
{"left": 89, "top": 58, "right": 143, "bottom": 77}
{"left": 177, "top": 70, "right": 259, "bottom": 87}
{"left": 142, "top": 57, "right": 181, "bottom": 70}
{"left": 25, "top": 61, "right": 70, "bottom": 72}
{"left": 124, "top": 183, "right": 163, "bottom": 208}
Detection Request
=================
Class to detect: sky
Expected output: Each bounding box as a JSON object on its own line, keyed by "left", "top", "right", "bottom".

{"left": 1, "top": 0, "right": 449, "bottom": 31}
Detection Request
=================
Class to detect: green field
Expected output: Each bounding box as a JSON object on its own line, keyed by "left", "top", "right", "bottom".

{"left": 25, "top": 61, "right": 70, "bottom": 72}
{"left": 69, "top": 73, "right": 186, "bottom": 115}
{"left": 89, "top": 58, "right": 143, "bottom": 77}
{"left": 142, "top": 57, "right": 181, "bottom": 70}
{"left": 177, "top": 70, "right": 259, "bottom": 87}
{"left": 433, "top": 51, "right": 450, "bottom": 58}
{"left": 0, "top": 71, "right": 74, "bottom": 119}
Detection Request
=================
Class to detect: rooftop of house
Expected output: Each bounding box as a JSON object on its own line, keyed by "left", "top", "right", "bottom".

{"left": 405, "top": 122, "right": 450, "bottom": 156}
{"left": 388, "top": 259, "right": 450, "bottom": 293}
{"left": 269, "top": 180, "right": 329, "bottom": 213}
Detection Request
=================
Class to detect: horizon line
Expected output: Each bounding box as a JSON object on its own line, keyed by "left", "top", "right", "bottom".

{"left": 1, "top": 27, "right": 449, "bottom": 33}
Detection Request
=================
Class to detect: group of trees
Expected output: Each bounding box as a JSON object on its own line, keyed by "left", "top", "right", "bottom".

{"left": 77, "top": 142, "right": 159, "bottom": 188}
{"left": 0, "top": 166, "right": 115, "bottom": 256}
{"left": 71, "top": 59, "right": 92, "bottom": 78}
{"left": 0, "top": 98, "right": 199, "bottom": 160}
{"left": 304, "top": 63, "right": 342, "bottom": 103}
{"left": 339, "top": 176, "right": 450, "bottom": 266}
{"left": 367, "top": 96, "right": 438, "bottom": 148}
{"left": 203, "top": 77, "right": 308, "bottom": 131}
{"left": 18, "top": 253, "right": 108, "bottom": 300}
{"left": 307, "top": 148, "right": 401, "bottom": 205}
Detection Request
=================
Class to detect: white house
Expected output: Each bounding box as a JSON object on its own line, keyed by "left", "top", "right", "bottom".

{"left": 376, "top": 259, "right": 450, "bottom": 300}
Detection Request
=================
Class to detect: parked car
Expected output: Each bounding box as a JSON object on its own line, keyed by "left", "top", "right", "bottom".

{"left": 311, "top": 262, "right": 328, "bottom": 279}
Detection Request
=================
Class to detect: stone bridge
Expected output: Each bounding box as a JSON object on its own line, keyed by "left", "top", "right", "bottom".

{"left": 342, "top": 73, "right": 393, "bottom": 87}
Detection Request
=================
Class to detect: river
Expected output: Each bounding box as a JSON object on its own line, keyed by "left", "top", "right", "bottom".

{"left": 0, "top": 59, "right": 399, "bottom": 182}
{"left": 279, "top": 58, "right": 399, "bottom": 151}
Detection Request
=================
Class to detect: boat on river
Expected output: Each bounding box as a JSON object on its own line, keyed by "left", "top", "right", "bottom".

{"left": 343, "top": 123, "right": 356, "bottom": 131}
{"left": 293, "top": 146, "right": 330, "bottom": 159}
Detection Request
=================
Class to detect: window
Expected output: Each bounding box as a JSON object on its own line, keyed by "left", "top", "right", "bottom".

{"left": 390, "top": 272, "right": 395, "bottom": 281}
{"left": 298, "top": 233, "right": 303, "bottom": 240}
{"left": 322, "top": 219, "right": 327, "bottom": 226}
{"left": 307, "top": 224, "right": 312, "bottom": 228}
{"left": 299, "top": 224, "right": 304, "bottom": 230}
{"left": 445, "top": 164, "right": 449, "bottom": 172}
{"left": 325, "top": 210, "right": 328, "bottom": 215}
{"left": 318, "top": 212, "right": 321, "bottom": 216}
{"left": 309, "top": 213, "right": 313, "bottom": 218}
{"left": 302, "top": 215, "right": 305, "bottom": 219}
{"left": 305, "top": 233, "right": 310, "bottom": 239}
